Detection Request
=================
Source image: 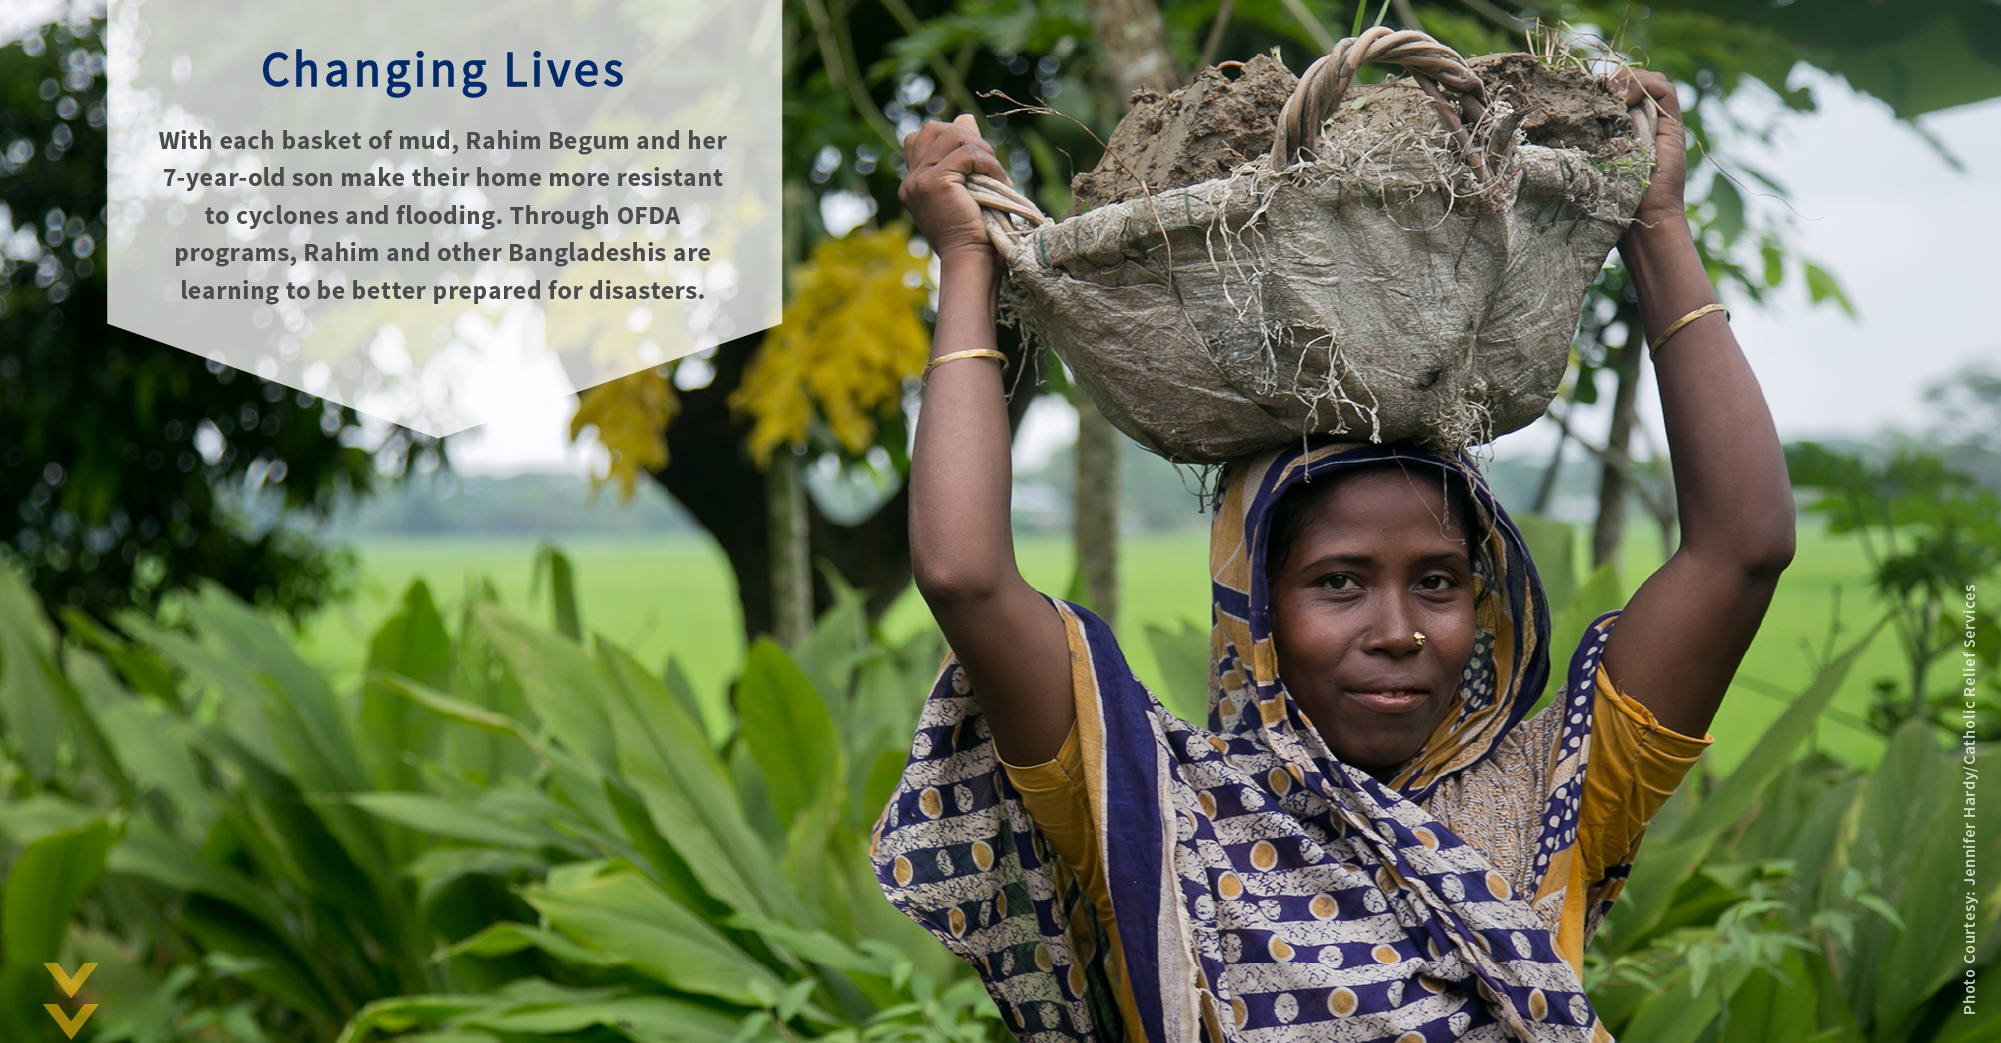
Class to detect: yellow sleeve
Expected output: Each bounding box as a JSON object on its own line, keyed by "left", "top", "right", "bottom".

{"left": 1001, "top": 726, "right": 1145, "bottom": 1035}
{"left": 1001, "top": 727, "right": 1101, "bottom": 891}
{"left": 1577, "top": 662, "right": 1713, "bottom": 886}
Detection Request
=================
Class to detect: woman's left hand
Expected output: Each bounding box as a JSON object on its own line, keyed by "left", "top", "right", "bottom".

{"left": 1615, "top": 68, "right": 1688, "bottom": 237}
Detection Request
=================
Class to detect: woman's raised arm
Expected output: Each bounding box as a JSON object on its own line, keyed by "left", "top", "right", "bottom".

{"left": 902, "top": 116, "right": 1076, "bottom": 765}
{"left": 1600, "top": 72, "right": 1798, "bottom": 738}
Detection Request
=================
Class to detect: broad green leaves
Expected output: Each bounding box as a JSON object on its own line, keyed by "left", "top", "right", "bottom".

{"left": 740, "top": 639, "right": 842, "bottom": 829}
{"left": 0, "top": 553, "right": 996, "bottom": 1043}
{"left": 0, "top": 820, "right": 114, "bottom": 1039}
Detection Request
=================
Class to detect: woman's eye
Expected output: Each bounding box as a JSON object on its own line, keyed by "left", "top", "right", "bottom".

{"left": 1418, "top": 575, "right": 1455, "bottom": 591}
{"left": 1321, "top": 574, "right": 1358, "bottom": 590}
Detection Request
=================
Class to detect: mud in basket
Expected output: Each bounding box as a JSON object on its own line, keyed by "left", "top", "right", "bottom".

{"left": 969, "top": 28, "right": 1658, "bottom": 464}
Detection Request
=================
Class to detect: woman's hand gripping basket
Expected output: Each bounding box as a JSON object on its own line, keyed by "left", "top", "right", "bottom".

{"left": 968, "top": 28, "right": 1658, "bottom": 463}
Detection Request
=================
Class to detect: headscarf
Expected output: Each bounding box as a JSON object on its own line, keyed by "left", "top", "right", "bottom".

{"left": 873, "top": 440, "right": 1613, "bottom": 1043}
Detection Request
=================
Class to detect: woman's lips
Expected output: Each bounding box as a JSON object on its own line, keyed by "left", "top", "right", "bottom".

{"left": 1342, "top": 689, "right": 1431, "bottom": 713}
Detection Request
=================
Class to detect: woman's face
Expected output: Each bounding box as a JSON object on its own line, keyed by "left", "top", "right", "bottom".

{"left": 1266, "top": 470, "right": 1478, "bottom": 780}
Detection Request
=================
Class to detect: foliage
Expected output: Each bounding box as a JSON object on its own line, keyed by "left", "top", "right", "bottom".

{"left": 1585, "top": 624, "right": 2001, "bottom": 1043}
{"left": 573, "top": 369, "right": 681, "bottom": 500}
{"left": 0, "top": 538, "right": 1997, "bottom": 1041}
{"left": 1, "top": 19, "right": 421, "bottom": 624}
{"left": 731, "top": 227, "right": 934, "bottom": 468}
{"left": 1785, "top": 443, "right": 2001, "bottom": 735}
{"left": 1921, "top": 363, "right": 2001, "bottom": 494}
{"left": 0, "top": 552, "right": 974, "bottom": 1043}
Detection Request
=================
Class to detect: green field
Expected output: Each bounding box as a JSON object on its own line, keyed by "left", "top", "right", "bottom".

{"left": 301, "top": 520, "right": 1904, "bottom": 772}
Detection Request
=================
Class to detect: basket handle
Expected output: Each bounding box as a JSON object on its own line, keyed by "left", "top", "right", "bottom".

{"left": 1268, "top": 26, "right": 1489, "bottom": 178}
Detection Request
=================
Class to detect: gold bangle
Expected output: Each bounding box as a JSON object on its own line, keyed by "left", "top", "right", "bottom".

{"left": 1649, "top": 302, "right": 1728, "bottom": 357}
{"left": 921, "top": 348, "right": 1007, "bottom": 383}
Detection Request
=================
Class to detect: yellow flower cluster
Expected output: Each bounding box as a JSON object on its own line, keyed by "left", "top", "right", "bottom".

{"left": 732, "top": 226, "right": 932, "bottom": 466}
{"left": 571, "top": 368, "right": 679, "bottom": 500}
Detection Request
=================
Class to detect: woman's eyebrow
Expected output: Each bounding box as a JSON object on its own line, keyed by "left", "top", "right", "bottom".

{"left": 1293, "top": 550, "right": 1470, "bottom": 572}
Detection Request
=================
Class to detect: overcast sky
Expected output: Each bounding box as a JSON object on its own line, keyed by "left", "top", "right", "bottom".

{"left": 449, "top": 68, "right": 2000, "bottom": 475}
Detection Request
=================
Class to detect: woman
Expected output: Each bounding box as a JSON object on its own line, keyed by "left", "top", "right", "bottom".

{"left": 872, "top": 69, "right": 1794, "bottom": 1043}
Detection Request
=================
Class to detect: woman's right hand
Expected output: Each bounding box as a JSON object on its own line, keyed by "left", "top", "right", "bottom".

{"left": 898, "top": 114, "right": 1008, "bottom": 265}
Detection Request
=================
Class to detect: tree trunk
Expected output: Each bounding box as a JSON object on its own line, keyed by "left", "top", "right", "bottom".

{"left": 1071, "top": 0, "right": 1178, "bottom": 629}
{"left": 1074, "top": 395, "right": 1122, "bottom": 625}
{"left": 1590, "top": 314, "right": 1644, "bottom": 568}
{"left": 1086, "top": 0, "right": 1181, "bottom": 101}
{"left": 1530, "top": 423, "right": 1567, "bottom": 516}
{"left": 768, "top": 450, "right": 813, "bottom": 647}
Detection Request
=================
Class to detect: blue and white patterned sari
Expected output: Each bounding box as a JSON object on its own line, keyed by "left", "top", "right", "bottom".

{"left": 873, "top": 441, "right": 1616, "bottom": 1043}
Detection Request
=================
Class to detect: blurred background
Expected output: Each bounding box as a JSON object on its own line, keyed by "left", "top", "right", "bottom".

{"left": 2, "top": 0, "right": 2000, "bottom": 1041}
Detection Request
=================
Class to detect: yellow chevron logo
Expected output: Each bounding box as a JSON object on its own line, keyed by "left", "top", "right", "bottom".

{"left": 44, "top": 962, "right": 96, "bottom": 998}
{"left": 44, "top": 1003, "right": 97, "bottom": 1038}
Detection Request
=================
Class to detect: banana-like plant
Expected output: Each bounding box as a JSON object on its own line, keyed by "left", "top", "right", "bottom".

{"left": 2, "top": 551, "right": 1998, "bottom": 1042}
{"left": 0, "top": 556, "right": 983, "bottom": 1043}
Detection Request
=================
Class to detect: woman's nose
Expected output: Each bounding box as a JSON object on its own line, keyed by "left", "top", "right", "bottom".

{"left": 1365, "top": 596, "right": 1424, "bottom": 655}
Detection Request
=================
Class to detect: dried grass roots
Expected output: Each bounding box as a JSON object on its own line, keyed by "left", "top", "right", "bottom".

{"left": 967, "top": 33, "right": 1654, "bottom": 464}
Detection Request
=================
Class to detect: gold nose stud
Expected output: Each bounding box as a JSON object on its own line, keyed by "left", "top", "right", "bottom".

{"left": 1413, "top": 631, "right": 1427, "bottom": 649}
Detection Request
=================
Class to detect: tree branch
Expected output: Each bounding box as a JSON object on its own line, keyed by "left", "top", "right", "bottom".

{"left": 1277, "top": 0, "right": 1338, "bottom": 54}
{"left": 1198, "top": 0, "right": 1237, "bottom": 71}
{"left": 875, "top": 0, "right": 993, "bottom": 138}
{"left": 1460, "top": 0, "right": 1533, "bottom": 32}
{"left": 801, "top": 0, "right": 903, "bottom": 148}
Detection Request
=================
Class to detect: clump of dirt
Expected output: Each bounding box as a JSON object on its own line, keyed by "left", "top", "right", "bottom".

{"left": 1069, "top": 51, "right": 1636, "bottom": 210}
{"left": 1069, "top": 53, "right": 1297, "bottom": 210}
{"left": 1468, "top": 53, "right": 1632, "bottom": 152}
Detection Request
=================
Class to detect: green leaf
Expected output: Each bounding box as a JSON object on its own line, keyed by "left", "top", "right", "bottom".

{"left": 1145, "top": 619, "right": 1211, "bottom": 723}
{"left": 1708, "top": 174, "right": 1745, "bottom": 245}
{"left": 108, "top": 816, "right": 289, "bottom": 933}
{"left": 663, "top": 656, "right": 708, "bottom": 735}
{"left": 1852, "top": 893, "right": 1904, "bottom": 930}
{"left": 180, "top": 583, "right": 370, "bottom": 795}
{"left": 463, "top": 995, "right": 741, "bottom": 1043}
{"left": 1854, "top": 720, "right": 1969, "bottom": 1034}
{"left": 1609, "top": 628, "right": 1876, "bottom": 951}
{"left": 1541, "top": 562, "right": 1623, "bottom": 714}
{"left": 595, "top": 641, "right": 800, "bottom": 923}
{"left": 777, "top": 978, "right": 817, "bottom": 1022}
{"left": 336, "top": 792, "right": 553, "bottom": 848}
{"left": 476, "top": 603, "right": 617, "bottom": 772}
{"left": 724, "top": 911, "right": 887, "bottom": 975}
{"left": 88, "top": 680, "right": 214, "bottom": 829}
{"left": 361, "top": 581, "right": 452, "bottom": 791}
{"left": 371, "top": 672, "right": 543, "bottom": 751}
{"left": 1781, "top": 775, "right": 1862, "bottom": 911}
{"left": 1804, "top": 262, "right": 1856, "bottom": 319}
{"left": 0, "top": 563, "right": 67, "bottom": 780}
{"left": 441, "top": 921, "right": 610, "bottom": 965}
{"left": 59, "top": 607, "right": 181, "bottom": 707}
{"left": 1761, "top": 240, "right": 1785, "bottom": 289}
{"left": 738, "top": 638, "right": 841, "bottom": 828}
{"left": 531, "top": 542, "right": 583, "bottom": 640}
{"left": 336, "top": 995, "right": 501, "bottom": 1043}
{"left": 526, "top": 868, "right": 785, "bottom": 1004}
{"left": 1619, "top": 966, "right": 1725, "bottom": 1043}
{"left": 405, "top": 847, "right": 547, "bottom": 906}
{"left": 108, "top": 815, "right": 345, "bottom": 1020}
{"left": 0, "top": 820, "right": 115, "bottom": 1038}
{"left": 603, "top": 776, "right": 730, "bottom": 919}
{"left": 1515, "top": 515, "right": 1579, "bottom": 617}
{"left": 789, "top": 572, "right": 870, "bottom": 728}
{"left": 0, "top": 794, "right": 101, "bottom": 845}
{"left": 1721, "top": 949, "right": 1817, "bottom": 1043}
{"left": 1673, "top": 628, "right": 1878, "bottom": 844}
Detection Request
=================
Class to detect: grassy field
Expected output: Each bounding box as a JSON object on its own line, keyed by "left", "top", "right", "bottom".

{"left": 300, "top": 520, "right": 1905, "bottom": 773}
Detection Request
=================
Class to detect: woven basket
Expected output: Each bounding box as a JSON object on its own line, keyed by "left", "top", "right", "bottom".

{"left": 971, "top": 29, "right": 1655, "bottom": 463}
